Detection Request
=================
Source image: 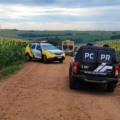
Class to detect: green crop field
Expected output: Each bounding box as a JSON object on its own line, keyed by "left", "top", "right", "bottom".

{"left": 0, "top": 37, "right": 28, "bottom": 79}
{"left": 0, "top": 29, "right": 120, "bottom": 44}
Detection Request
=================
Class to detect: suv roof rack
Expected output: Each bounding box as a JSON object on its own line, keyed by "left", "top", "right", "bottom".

{"left": 87, "top": 43, "right": 93, "bottom": 46}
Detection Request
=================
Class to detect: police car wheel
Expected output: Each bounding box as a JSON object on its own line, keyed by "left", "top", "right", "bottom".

{"left": 26, "top": 54, "right": 31, "bottom": 62}
{"left": 43, "top": 55, "right": 48, "bottom": 64}
{"left": 107, "top": 83, "right": 115, "bottom": 92}
{"left": 59, "top": 60, "right": 63, "bottom": 63}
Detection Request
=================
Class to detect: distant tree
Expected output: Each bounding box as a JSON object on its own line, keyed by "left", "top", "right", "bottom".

{"left": 112, "top": 32, "right": 117, "bottom": 34}
{"left": 111, "top": 35, "right": 120, "bottom": 40}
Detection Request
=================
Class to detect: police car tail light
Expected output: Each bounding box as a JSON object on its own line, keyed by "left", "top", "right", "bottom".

{"left": 73, "top": 62, "right": 78, "bottom": 74}
{"left": 115, "top": 66, "right": 119, "bottom": 77}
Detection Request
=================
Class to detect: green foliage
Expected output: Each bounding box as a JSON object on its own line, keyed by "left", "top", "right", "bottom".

{"left": 0, "top": 38, "right": 28, "bottom": 68}
{"left": 0, "top": 38, "right": 28, "bottom": 79}
{"left": 0, "top": 63, "right": 22, "bottom": 80}
{"left": 0, "top": 30, "right": 120, "bottom": 43}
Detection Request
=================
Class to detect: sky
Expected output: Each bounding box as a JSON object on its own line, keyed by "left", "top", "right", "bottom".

{"left": 0, "top": 0, "right": 120, "bottom": 30}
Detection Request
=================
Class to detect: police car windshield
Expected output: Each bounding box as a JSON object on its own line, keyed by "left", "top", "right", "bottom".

{"left": 41, "top": 44, "right": 57, "bottom": 50}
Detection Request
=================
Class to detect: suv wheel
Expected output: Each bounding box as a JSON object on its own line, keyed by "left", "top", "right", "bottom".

{"left": 107, "top": 83, "right": 115, "bottom": 92}
{"left": 43, "top": 55, "right": 48, "bottom": 64}
{"left": 26, "top": 54, "right": 31, "bottom": 61}
{"left": 69, "top": 68, "right": 76, "bottom": 89}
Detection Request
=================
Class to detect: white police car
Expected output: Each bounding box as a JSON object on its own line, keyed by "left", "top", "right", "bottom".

{"left": 25, "top": 41, "right": 65, "bottom": 63}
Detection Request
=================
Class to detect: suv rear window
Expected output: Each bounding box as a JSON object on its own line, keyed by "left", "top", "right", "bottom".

{"left": 82, "top": 49, "right": 97, "bottom": 63}
{"left": 81, "top": 49, "right": 113, "bottom": 64}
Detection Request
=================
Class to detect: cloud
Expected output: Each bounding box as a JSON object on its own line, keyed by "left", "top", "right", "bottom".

{"left": 0, "top": 1, "right": 120, "bottom": 30}
{"left": 0, "top": 4, "right": 120, "bottom": 20}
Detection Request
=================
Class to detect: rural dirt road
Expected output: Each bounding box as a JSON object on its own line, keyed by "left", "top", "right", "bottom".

{"left": 0, "top": 56, "right": 120, "bottom": 120}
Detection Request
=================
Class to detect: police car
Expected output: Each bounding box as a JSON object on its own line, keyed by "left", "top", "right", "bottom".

{"left": 25, "top": 41, "right": 65, "bottom": 63}
{"left": 69, "top": 43, "right": 119, "bottom": 92}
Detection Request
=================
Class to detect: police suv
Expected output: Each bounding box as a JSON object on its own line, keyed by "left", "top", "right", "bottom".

{"left": 69, "top": 43, "right": 119, "bottom": 92}
{"left": 25, "top": 41, "right": 65, "bottom": 63}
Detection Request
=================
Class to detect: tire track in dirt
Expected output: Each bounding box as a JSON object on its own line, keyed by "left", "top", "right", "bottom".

{"left": 0, "top": 57, "right": 120, "bottom": 120}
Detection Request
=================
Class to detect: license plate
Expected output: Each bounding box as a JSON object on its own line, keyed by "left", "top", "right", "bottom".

{"left": 57, "top": 56, "right": 62, "bottom": 59}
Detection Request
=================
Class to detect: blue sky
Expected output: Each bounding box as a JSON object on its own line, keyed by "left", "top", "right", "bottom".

{"left": 0, "top": 0, "right": 120, "bottom": 30}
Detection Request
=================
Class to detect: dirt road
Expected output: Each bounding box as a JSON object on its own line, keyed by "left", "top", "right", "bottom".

{"left": 0, "top": 57, "right": 120, "bottom": 120}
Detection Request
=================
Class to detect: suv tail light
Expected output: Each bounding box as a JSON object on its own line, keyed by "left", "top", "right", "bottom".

{"left": 115, "top": 66, "right": 119, "bottom": 77}
{"left": 73, "top": 61, "right": 78, "bottom": 74}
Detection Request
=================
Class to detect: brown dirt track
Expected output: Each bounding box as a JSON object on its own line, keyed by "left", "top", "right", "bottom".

{"left": 0, "top": 56, "right": 120, "bottom": 120}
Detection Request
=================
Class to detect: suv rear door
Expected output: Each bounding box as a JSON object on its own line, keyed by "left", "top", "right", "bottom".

{"left": 78, "top": 48, "right": 114, "bottom": 75}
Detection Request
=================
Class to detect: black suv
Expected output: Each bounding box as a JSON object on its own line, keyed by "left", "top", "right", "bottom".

{"left": 69, "top": 44, "right": 119, "bottom": 92}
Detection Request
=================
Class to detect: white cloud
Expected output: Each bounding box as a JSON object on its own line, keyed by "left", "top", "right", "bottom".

{"left": 0, "top": 4, "right": 120, "bottom": 19}
{"left": 0, "top": 4, "right": 120, "bottom": 30}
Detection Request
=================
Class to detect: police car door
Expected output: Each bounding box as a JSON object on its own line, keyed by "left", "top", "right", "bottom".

{"left": 31, "top": 43, "right": 42, "bottom": 59}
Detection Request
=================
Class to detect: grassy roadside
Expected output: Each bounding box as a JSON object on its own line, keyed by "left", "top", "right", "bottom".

{"left": 0, "top": 38, "right": 28, "bottom": 80}
{"left": 0, "top": 62, "right": 24, "bottom": 80}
